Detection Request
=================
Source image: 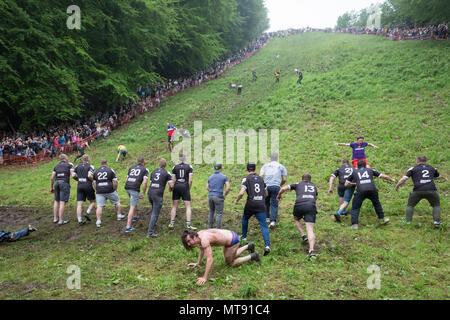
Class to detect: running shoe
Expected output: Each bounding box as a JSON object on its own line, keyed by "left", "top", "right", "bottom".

{"left": 308, "top": 250, "right": 317, "bottom": 258}
{"left": 117, "top": 214, "right": 125, "bottom": 221}
{"left": 168, "top": 223, "right": 175, "bottom": 230}
{"left": 350, "top": 224, "right": 359, "bottom": 230}
{"left": 84, "top": 212, "right": 91, "bottom": 221}
{"left": 379, "top": 217, "right": 390, "bottom": 225}
{"left": 334, "top": 213, "right": 341, "bottom": 223}
{"left": 125, "top": 227, "right": 136, "bottom": 233}
{"left": 58, "top": 220, "right": 70, "bottom": 225}
{"left": 264, "top": 246, "right": 271, "bottom": 256}
{"left": 247, "top": 242, "right": 255, "bottom": 253}
{"left": 186, "top": 225, "right": 197, "bottom": 231}
{"left": 302, "top": 235, "right": 308, "bottom": 243}
{"left": 132, "top": 216, "right": 140, "bottom": 222}
{"left": 78, "top": 220, "right": 86, "bottom": 226}
{"left": 147, "top": 233, "right": 158, "bottom": 238}
{"left": 28, "top": 225, "right": 37, "bottom": 232}
{"left": 269, "top": 221, "right": 276, "bottom": 229}
{"left": 250, "top": 252, "right": 261, "bottom": 263}
{"left": 434, "top": 221, "right": 442, "bottom": 228}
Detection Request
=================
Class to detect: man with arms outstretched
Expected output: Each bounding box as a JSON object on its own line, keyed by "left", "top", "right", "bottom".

{"left": 182, "top": 229, "right": 260, "bottom": 285}
{"left": 335, "top": 136, "right": 378, "bottom": 168}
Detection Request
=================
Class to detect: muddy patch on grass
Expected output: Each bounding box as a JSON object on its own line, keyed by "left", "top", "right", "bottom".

{"left": 0, "top": 207, "right": 43, "bottom": 228}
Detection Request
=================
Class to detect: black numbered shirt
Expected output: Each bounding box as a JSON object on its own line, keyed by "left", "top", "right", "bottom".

{"left": 93, "top": 166, "right": 117, "bottom": 194}
{"left": 125, "top": 164, "right": 149, "bottom": 192}
{"left": 172, "top": 163, "right": 193, "bottom": 186}
{"left": 405, "top": 164, "right": 440, "bottom": 191}
{"left": 289, "top": 181, "right": 318, "bottom": 206}
{"left": 242, "top": 174, "right": 266, "bottom": 212}
{"left": 74, "top": 163, "right": 94, "bottom": 188}
{"left": 332, "top": 165, "right": 354, "bottom": 185}
{"left": 53, "top": 161, "right": 74, "bottom": 183}
{"left": 148, "top": 168, "right": 173, "bottom": 197}
{"left": 346, "top": 168, "right": 382, "bottom": 192}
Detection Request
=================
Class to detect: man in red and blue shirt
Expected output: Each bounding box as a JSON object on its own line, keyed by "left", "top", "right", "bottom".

{"left": 167, "top": 122, "right": 177, "bottom": 152}
{"left": 335, "top": 136, "right": 379, "bottom": 168}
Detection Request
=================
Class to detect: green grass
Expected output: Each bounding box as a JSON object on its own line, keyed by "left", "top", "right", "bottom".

{"left": 0, "top": 32, "right": 449, "bottom": 299}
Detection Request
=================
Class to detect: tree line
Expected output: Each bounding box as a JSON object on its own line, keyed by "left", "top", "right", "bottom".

{"left": 336, "top": 0, "right": 450, "bottom": 29}
{"left": 0, "top": 0, "right": 269, "bottom": 132}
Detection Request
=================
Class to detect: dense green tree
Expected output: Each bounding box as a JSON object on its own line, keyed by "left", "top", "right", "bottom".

{"left": 0, "top": 0, "right": 269, "bottom": 131}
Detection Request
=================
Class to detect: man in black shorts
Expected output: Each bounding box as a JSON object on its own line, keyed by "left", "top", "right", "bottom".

{"left": 277, "top": 173, "right": 318, "bottom": 257}
{"left": 345, "top": 160, "right": 396, "bottom": 229}
{"left": 395, "top": 155, "right": 442, "bottom": 227}
{"left": 147, "top": 158, "right": 174, "bottom": 237}
{"left": 72, "top": 154, "right": 96, "bottom": 225}
{"left": 328, "top": 159, "right": 355, "bottom": 222}
{"left": 50, "top": 154, "right": 74, "bottom": 225}
{"left": 169, "top": 154, "right": 196, "bottom": 230}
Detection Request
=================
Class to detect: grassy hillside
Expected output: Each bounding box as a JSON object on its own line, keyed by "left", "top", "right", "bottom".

{"left": 0, "top": 33, "right": 449, "bottom": 299}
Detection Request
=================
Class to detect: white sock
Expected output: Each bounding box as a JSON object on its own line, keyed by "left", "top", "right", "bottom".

{"left": 86, "top": 209, "right": 91, "bottom": 214}
{"left": 78, "top": 217, "right": 82, "bottom": 222}
{"left": 96, "top": 220, "right": 101, "bottom": 225}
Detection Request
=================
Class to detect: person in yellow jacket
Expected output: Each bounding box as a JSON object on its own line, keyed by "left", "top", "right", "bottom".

{"left": 116, "top": 145, "right": 127, "bottom": 162}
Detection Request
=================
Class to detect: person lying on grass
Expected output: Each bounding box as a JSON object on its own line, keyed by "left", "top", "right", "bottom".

{"left": 182, "top": 229, "right": 261, "bottom": 285}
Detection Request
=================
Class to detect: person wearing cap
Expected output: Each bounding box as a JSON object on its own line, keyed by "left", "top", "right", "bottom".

{"left": 206, "top": 164, "right": 230, "bottom": 229}
{"left": 235, "top": 162, "right": 271, "bottom": 256}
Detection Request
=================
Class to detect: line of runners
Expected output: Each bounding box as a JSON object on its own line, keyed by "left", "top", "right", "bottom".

{"left": 49, "top": 138, "right": 442, "bottom": 285}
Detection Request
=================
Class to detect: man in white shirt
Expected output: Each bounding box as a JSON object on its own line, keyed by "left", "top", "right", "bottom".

{"left": 260, "top": 153, "right": 287, "bottom": 228}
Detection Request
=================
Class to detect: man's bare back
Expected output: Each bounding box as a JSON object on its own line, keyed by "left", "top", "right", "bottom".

{"left": 197, "top": 229, "right": 233, "bottom": 248}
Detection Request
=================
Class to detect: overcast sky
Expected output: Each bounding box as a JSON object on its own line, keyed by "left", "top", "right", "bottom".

{"left": 265, "top": 0, "right": 380, "bottom": 31}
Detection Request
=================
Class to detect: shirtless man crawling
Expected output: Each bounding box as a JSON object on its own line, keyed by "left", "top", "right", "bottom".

{"left": 181, "top": 229, "right": 261, "bottom": 285}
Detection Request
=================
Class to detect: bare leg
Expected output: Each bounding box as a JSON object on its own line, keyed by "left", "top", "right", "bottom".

{"left": 339, "top": 197, "right": 344, "bottom": 206}
{"left": 305, "top": 222, "right": 316, "bottom": 252}
{"left": 88, "top": 200, "right": 95, "bottom": 212}
{"left": 236, "top": 244, "right": 249, "bottom": 256}
{"left": 224, "top": 245, "right": 251, "bottom": 266}
{"left": 115, "top": 203, "right": 121, "bottom": 215}
{"left": 339, "top": 201, "right": 350, "bottom": 212}
{"left": 170, "top": 200, "right": 179, "bottom": 221}
{"left": 294, "top": 218, "right": 305, "bottom": 237}
{"left": 59, "top": 202, "right": 66, "bottom": 222}
{"left": 126, "top": 205, "right": 136, "bottom": 228}
{"left": 53, "top": 201, "right": 59, "bottom": 221}
{"left": 96, "top": 206, "right": 103, "bottom": 223}
{"left": 76, "top": 201, "right": 83, "bottom": 220}
{"left": 184, "top": 201, "right": 192, "bottom": 223}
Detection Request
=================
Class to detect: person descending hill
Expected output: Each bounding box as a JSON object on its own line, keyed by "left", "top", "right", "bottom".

{"left": 274, "top": 70, "right": 280, "bottom": 83}
{"left": 335, "top": 136, "right": 379, "bottom": 168}
{"left": 116, "top": 144, "right": 127, "bottom": 162}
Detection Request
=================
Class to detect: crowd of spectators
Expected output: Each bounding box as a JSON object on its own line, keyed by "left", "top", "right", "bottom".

{"left": 0, "top": 34, "right": 271, "bottom": 166}
{"left": 336, "top": 23, "right": 448, "bottom": 41}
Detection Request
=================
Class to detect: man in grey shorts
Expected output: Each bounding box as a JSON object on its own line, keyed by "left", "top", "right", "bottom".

{"left": 395, "top": 155, "right": 442, "bottom": 227}
{"left": 124, "top": 157, "right": 149, "bottom": 232}
{"left": 206, "top": 164, "right": 230, "bottom": 229}
{"left": 93, "top": 159, "right": 125, "bottom": 227}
